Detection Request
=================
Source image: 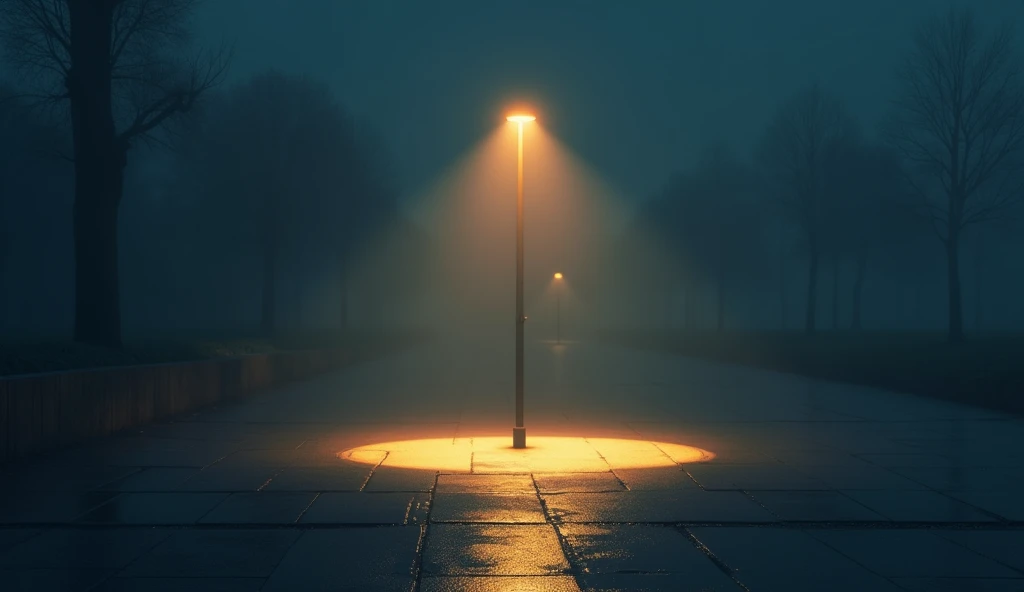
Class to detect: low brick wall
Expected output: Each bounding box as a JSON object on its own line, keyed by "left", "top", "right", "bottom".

{"left": 0, "top": 348, "right": 356, "bottom": 463}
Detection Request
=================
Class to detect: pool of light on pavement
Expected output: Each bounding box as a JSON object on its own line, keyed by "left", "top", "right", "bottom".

{"left": 338, "top": 436, "right": 714, "bottom": 473}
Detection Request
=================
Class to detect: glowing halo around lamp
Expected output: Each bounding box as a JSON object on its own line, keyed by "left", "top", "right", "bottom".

{"left": 338, "top": 437, "right": 714, "bottom": 473}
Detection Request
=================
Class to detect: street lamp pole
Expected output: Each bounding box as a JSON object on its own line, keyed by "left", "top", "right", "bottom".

{"left": 508, "top": 114, "right": 534, "bottom": 449}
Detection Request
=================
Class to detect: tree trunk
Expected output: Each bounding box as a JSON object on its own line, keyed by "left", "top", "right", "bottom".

{"left": 339, "top": 255, "right": 349, "bottom": 331}
{"left": 261, "top": 237, "right": 277, "bottom": 335}
{"left": 804, "top": 235, "right": 819, "bottom": 334}
{"left": 973, "top": 235, "right": 983, "bottom": 332}
{"left": 831, "top": 252, "right": 839, "bottom": 330}
{"left": 684, "top": 277, "right": 696, "bottom": 331}
{"left": 68, "top": 2, "right": 125, "bottom": 348}
{"left": 946, "top": 231, "right": 965, "bottom": 343}
{"left": 850, "top": 251, "right": 867, "bottom": 330}
{"left": 716, "top": 278, "right": 726, "bottom": 332}
{"left": 779, "top": 246, "right": 787, "bottom": 330}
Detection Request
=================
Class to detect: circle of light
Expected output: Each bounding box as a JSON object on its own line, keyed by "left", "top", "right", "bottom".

{"left": 338, "top": 436, "right": 714, "bottom": 473}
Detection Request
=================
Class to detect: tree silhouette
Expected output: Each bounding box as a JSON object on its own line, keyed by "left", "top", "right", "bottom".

{"left": 757, "top": 83, "right": 856, "bottom": 333}
{"left": 0, "top": 0, "right": 227, "bottom": 347}
{"left": 886, "top": 8, "right": 1024, "bottom": 343}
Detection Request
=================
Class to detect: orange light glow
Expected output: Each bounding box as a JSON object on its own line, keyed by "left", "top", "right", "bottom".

{"left": 506, "top": 114, "right": 536, "bottom": 123}
{"left": 338, "top": 437, "right": 714, "bottom": 473}
{"left": 554, "top": 272, "right": 563, "bottom": 280}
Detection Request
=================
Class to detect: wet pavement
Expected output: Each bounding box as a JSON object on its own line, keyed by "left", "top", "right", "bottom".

{"left": 1, "top": 339, "right": 1023, "bottom": 591}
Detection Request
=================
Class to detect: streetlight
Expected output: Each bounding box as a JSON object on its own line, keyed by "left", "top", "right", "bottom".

{"left": 554, "top": 272, "right": 563, "bottom": 344}
{"left": 507, "top": 113, "right": 535, "bottom": 449}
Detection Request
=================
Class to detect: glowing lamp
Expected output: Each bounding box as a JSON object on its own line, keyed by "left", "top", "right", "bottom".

{"left": 506, "top": 114, "right": 536, "bottom": 123}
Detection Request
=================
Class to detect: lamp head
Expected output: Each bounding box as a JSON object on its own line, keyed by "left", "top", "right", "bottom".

{"left": 506, "top": 114, "right": 536, "bottom": 123}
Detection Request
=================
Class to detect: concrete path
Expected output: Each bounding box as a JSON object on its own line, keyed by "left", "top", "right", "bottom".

{"left": 1, "top": 339, "right": 1023, "bottom": 591}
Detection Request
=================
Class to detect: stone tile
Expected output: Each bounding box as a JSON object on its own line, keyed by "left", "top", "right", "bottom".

{"left": 261, "top": 466, "right": 370, "bottom": 492}
{"left": 858, "top": 453, "right": 958, "bottom": 467}
{"left": 946, "top": 490, "right": 1024, "bottom": 521}
{"left": 0, "top": 529, "right": 40, "bottom": 552}
{"left": 560, "top": 524, "right": 732, "bottom": 587}
{"left": 534, "top": 472, "right": 625, "bottom": 493}
{"left": 90, "top": 577, "right": 266, "bottom": 592}
{"left": 435, "top": 474, "right": 535, "bottom": 494}
{"left": 543, "top": 491, "right": 776, "bottom": 523}
{"left": 421, "top": 576, "right": 581, "bottom": 591}
{"left": 771, "top": 449, "right": 871, "bottom": 466}
{"left": 798, "top": 464, "right": 928, "bottom": 490}
{"left": 689, "top": 527, "right": 905, "bottom": 591}
{"left": 0, "top": 528, "right": 168, "bottom": 569}
{"left": 5, "top": 465, "right": 140, "bottom": 493}
{"left": 78, "top": 493, "right": 228, "bottom": 525}
{"left": 811, "top": 529, "right": 1019, "bottom": 578}
{"left": 685, "top": 464, "right": 830, "bottom": 490}
{"left": 0, "top": 491, "right": 118, "bottom": 524}
{"left": 213, "top": 449, "right": 302, "bottom": 468}
{"left": 198, "top": 492, "right": 317, "bottom": 524}
{"left": 363, "top": 468, "right": 438, "bottom": 492}
{"left": 614, "top": 468, "right": 699, "bottom": 490}
{"left": 889, "top": 577, "right": 1024, "bottom": 592}
{"left": 299, "top": 492, "right": 423, "bottom": 525}
{"left": 121, "top": 530, "right": 300, "bottom": 578}
{"left": 580, "top": 572, "right": 737, "bottom": 591}
{"left": 422, "top": 524, "right": 569, "bottom": 576}
{"left": 889, "top": 466, "right": 1024, "bottom": 491}
{"left": 98, "top": 468, "right": 199, "bottom": 492}
{"left": 431, "top": 493, "right": 545, "bottom": 523}
{"left": 175, "top": 468, "right": 281, "bottom": 492}
{"left": 262, "top": 529, "right": 420, "bottom": 591}
{"left": 841, "top": 490, "right": 999, "bottom": 522}
{"left": 750, "top": 491, "right": 887, "bottom": 522}
{"left": 0, "top": 568, "right": 113, "bottom": 592}
{"left": 935, "top": 530, "right": 1024, "bottom": 572}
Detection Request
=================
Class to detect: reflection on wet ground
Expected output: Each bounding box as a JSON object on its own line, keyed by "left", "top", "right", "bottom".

{"left": 1, "top": 340, "right": 1023, "bottom": 591}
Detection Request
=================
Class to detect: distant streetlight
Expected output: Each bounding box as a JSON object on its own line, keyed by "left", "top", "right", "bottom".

{"left": 554, "top": 272, "right": 564, "bottom": 344}
{"left": 507, "top": 112, "right": 535, "bottom": 449}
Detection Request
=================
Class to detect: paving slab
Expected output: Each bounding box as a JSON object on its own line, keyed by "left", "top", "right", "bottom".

{"left": 0, "top": 528, "right": 168, "bottom": 569}
{"left": 120, "top": 529, "right": 300, "bottom": 578}
{"left": 431, "top": 493, "right": 546, "bottom": 523}
{"left": 261, "top": 528, "right": 420, "bottom": 591}
{"left": 298, "top": 492, "right": 426, "bottom": 525}
{"left": 543, "top": 490, "right": 777, "bottom": 523}
{"left": 2, "top": 340, "right": 1022, "bottom": 589}
{"left": 809, "top": 529, "right": 1020, "bottom": 578}
{"left": 420, "top": 576, "right": 581, "bottom": 591}
{"left": 559, "top": 524, "right": 732, "bottom": 587}
{"left": 688, "top": 527, "right": 906, "bottom": 591}
{"left": 422, "top": 524, "right": 569, "bottom": 576}
{"left": 91, "top": 578, "right": 266, "bottom": 592}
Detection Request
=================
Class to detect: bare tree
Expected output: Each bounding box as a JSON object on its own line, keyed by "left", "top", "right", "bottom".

{"left": 886, "top": 8, "right": 1024, "bottom": 343}
{"left": 0, "top": 0, "right": 228, "bottom": 347}
{"left": 757, "top": 83, "right": 856, "bottom": 333}
{"left": 183, "top": 72, "right": 362, "bottom": 335}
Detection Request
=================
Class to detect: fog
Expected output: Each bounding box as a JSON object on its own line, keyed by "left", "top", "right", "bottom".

{"left": 2, "top": 0, "right": 1024, "bottom": 352}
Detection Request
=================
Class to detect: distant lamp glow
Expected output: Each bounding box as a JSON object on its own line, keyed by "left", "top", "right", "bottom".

{"left": 506, "top": 114, "right": 536, "bottom": 123}
{"left": 554, "top": 272, "right": 563, "bottom": 280}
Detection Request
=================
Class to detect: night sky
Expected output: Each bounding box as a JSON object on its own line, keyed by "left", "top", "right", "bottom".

{"left": 197, "top": 0, "right": 1023, "bottom": 200}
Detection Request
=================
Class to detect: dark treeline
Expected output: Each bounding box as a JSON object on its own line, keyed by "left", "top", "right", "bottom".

{"left": 0, "top": 0, "right": 425, "bottom": 347}
{"left": 616, "top": 8, "right": 1024, "bottom": 343}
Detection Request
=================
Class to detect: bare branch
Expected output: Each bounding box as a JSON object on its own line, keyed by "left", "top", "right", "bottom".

{"left": 119, "top": 43, "right": 230, "bottom": 142}
{"left": 886, "top": 7, "right": 1024, "bottom": 238}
